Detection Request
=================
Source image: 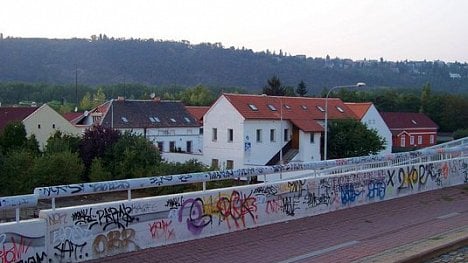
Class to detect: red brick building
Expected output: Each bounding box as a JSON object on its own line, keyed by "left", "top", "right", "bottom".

{"left": 380, "top": 112, "right": 438, "bottom": 151}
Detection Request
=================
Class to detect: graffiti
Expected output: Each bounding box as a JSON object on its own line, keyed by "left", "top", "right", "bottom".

{"left": 387, "top": 170, "right": 395, "bottom": 187}
{"left": 149, "top": 176, "right": 173, "bottom": 186}
{"left": 149, "top": 220, "right": 175, "bottom": 240}
{"left": 35, "top": 184, "right": 84, "bottom": 197}
{"left": 281, "top": 196, "right": 300, "bottom": 216}
{"left": 165, "top": 197, "right": 185, "bottom": 209}
{"left": 52, "top": 226, "right": 92, "bottom": 245}
{"left": 398, "top": 166, "right": 419, "bottom": 191}
{"left": 0, "top": 195, "right": 36, "bottom": 210}
{"left": 47, "top": 213, "right": 68, "bottom": 226}
{"left": 15, "top": 252, "right": 47, "bottom": 263}
{"left": 253, "top": 185, "right": 278, "bottom": 196}
{"left": 0, "top": 235, "right": 31, "bottom": 263}
{"left": 340, "top": 183, "right": 363, "bottom": 205}
{"left": 217, "top": 191, "right": 257, "bottom": 228}
{"left": 177, "top": 174, "right": 193, "bottom": 182}
{"left": 265, "top": 199, "right": 282, "bottom": 214}
{"left": 72, "top": 204, "right": 136, "bottom": 231}
{"left": 367, "top": 179, "right": 386, "bottom": 200}
{"left": 53, "top": 240, "right": 87, "bottom": 261}
{"left": 90, "top": 181, "right": 130, "bottom": 192}
{"left": 130, "top": 203, "right": 158, "bottom": 214}
{"left": 92, "top": 229, "right": 139, "bottom": 256}
{"left": 207, "top": 170, "right": 234, "bottom": 180}
{"left": 287, "top": 180, "right": 306, "bottom": 195}
{"left": 178, "top": 198, "right": 212, "bottom": 235}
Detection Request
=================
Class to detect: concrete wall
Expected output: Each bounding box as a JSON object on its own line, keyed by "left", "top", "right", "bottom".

{"left": 362, "top": 105, "right": 393, "bottom": 154}
{"left": 296, "top": 131, "right": 321, "bottom": 162}
{"left": 2, "top": 157, "right": 464, "bottom": 262}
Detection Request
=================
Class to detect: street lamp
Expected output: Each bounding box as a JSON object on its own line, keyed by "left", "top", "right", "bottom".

{"left": 324, "top": 82, "right": 366, "bottom": 160}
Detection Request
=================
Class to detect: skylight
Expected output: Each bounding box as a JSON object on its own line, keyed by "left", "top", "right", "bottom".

{"left": 149, "top": 117, "right": 155, "bottom": 123}
{"left": 411, "top": 120, "right": 417, "bottom": 124}
{"left": 184, "top": 117, "right": 191, "bottom": 123}
{"left": 170, "top": 118, "right": 177, "bottom": 123}
{"left": 267, "top": 104, "right": 277, "bottom": 111}
{"left": 301, "top": 105, "right": 308, "bottom": 110}
{"left": 316, "top": 106, "right": 325, "bottom": 112}
{"left": 248, "top": 104, "right": 258, "bottom": 111}
{"left": 121, "top": 117, "right": 128, "bottom": 123}
{"left": 284, "top": 104, "right": 291, "bottom": 110}
{"left": 154, "top": 117, "right": 161, "bottom": 122}
{"left": 336, "top": 106, "right": 345, "bottom": 113}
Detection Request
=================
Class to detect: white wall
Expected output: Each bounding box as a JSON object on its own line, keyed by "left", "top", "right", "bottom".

{"left": 23, "top": 104, "right": 82, "bottom": 150}
{"left": 21, "top": 157, "right": 465, "bottom": 262}
{"left": 361, "top": 104, "right": 393, "bottom": 154}
{"left": 295, "top": 131, "right": 321, "bottom": 162}
{"left": 203, "top": 96, "right": 245, "bottom": 169}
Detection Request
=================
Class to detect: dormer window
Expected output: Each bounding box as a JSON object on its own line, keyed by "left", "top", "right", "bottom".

{"left": 336, "top": 106, "right": 344, "bottom": 113}
{"left": 316, "top": 106, "right": 325, "bottom": 112}
{"left": 267, "top": 104, "right": 277, "bottom": 111}
{"left": 248, "top": 104, "right": 258, "bottom": 111}
{"left": 121, "top": 117, "right": 128, "bottom": 123}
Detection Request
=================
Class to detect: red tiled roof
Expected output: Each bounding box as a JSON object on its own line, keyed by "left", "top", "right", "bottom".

{"left": 63, "top": 112, "right": 83, "bottom": 122}
{"left": 380, "top": 112, "right": 439, "bottom": 130}
{"left": 186, "top": 106, "right": 209, "bottom": 124}
{"left": 0, "top": 107, "right": 38, "bottom": 130}
{"left": 345, "top": 102, "right": 372, "bottom": 120}
{"left": 223, "top": 93, "right": 357, "bottom": 121}
{"left": 290, "top": 119, "right": 324, "bottom": 132}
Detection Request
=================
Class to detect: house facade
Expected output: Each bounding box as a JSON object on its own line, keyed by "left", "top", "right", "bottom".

{"left": 203, "top": 94, "right": 358, "bottom": 169}
{"left": 0, "top": 104, "right": 81, "bottom": 150}
{"left": 74, "top": 98, "right": 203, "bottom": 155}
{"left": 345, "top": 102, "right": 392, "bottom": 154}
{"left": 380, "top": 112, "right": 438, "bottom": 151}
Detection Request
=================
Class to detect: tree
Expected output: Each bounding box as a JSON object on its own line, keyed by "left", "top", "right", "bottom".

{"left": 262, "top": 75, "right": 286, "bottom": 96}
{"left": 89, "top": 158, "right": 112, "bottom": 182}
{"left": 79, "top": 126, "right": 121, "bottom": 179}
{"left": 180, "top": 85, "right": 215, "bottom": 106}
{"left": 296, "top": 80, "right": 308, "bottom": 97}
{"left": 0, "top": 149, "right": 36, "bottom": 195}
{"left": 327, "top": 118, "right": 386, "bottom": 159}
{"left": 0, "top": 122, "right": 27, "bottom": 153}
{"left": 45, "top": 131, "right": 80, "bottom": 154}
{"left": 453, "top": 129, "right": 468, "bottom": 140}
{"left": 419, "top": 83, "right": 432, "bottom": 113}
{"left": 32, "top": 152, "right": 83, "bottom": 187}
{"left": 103, "top": 132, "right": 162, "bottom": 179}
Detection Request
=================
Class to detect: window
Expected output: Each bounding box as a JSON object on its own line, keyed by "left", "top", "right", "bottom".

{"left": 418, "top": 136, "right": 422, "bottom": 145}
{"left": 170, "top": 118, "right": 176, "bottom": 123}
{"left": 187, "top": 129, "right": 193, "bottom": 134}
{"left": 336, "top": 106, "right": 344, "bottom": 113}
{"left": 157, "top": 141, "right": 164, "bottom": 152}
{"left": 401, "top": 136, "right": 406, "bottom": 147}
{"left": 267, "top": 104, "right": 277, "bottom": 111}
{"left": 186, "top": 141, "right": 192, "bottom": 153}
{"left": 169, "top": 141, "right": 176, "bottom": 152}
{"left": 256, "top": 129, "right": 262, "bottom": 142}
{"left": 301, "top": 105, "right": 308, "bottom": 110}
{"left": 149, "top": 117, "right": 156, "bottom": 123}
{"left": 226, "top": 160, "right": 234, "bottom": 170}
{"left": 316, "top": 106, "right": 325, "bottom": 112}
{"left": 184, "top": 117, "right": 191, "bottom": 123}
{"left": 212, "top": 128, "right": 218, "bottom": 141}
{"left": 211, "top": 159, "right": 219, "bottom": 169}
{"left": 284, "top": 104, "right": 291, "bottom": 110}
{"left": 121, "top": 117, "right": 128, "bottom": 123}
{"left": 200, "top": 128, "right": 204, "bottom": 134}
{"left": 310, "top": 133, "right": 315, "bottom": 143}
{"left": 284, "top": 129, "right": 289, "bottom": 141}
{"left": 228, "top": 129, "right": 234, "bottom": 142}
{"left": 248, "top": 104, "right": 258, "bottom": 111}
{"left": 154, "top": 117, "right": 161, "bottom": 122}
{"left": 430, "top": 135, "right": 435, "bottom": 144}
{"left": 410, "top": 136, "right": 415, "bottom": 145}
{"left": 52, "top": 123, "right": 56, "bottom": 129}
{"left": 270, "top": 129, "right": 276, "bottom": 142}
{"left": 37, "top": 124, "right": 41, "bottom": 129}
{"left": 411, "top": 120, "right": 417, "bottom": 125}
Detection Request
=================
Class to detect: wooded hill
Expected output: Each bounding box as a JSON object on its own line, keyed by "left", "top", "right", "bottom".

{"left": 0, "top": 36, "right": 467, "bottom": 94}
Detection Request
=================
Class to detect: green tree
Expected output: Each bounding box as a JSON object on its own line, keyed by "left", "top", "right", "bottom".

{"left": 79, "top": 92, "right": 93, "bottom": 110}
{"left": 327, "top": 118, "right": 386, "bottom": 159}
{"left": 89, "top": 158, "right": 112, "bottom": 182}
{"left": 262, "top": 75, "right": 286, "bottom": 96}
{"left": 0, "top": 149, "right": 36, "bottom": 195}
{"left": 453, "top": 129, "right": 468, "bottom": 140}
{"left": 419, "top": 83, "right": 432, "bottom": 113}
{"left": 32, "top": 152, "right": 83, "bottom": 187}
{"left": 0, "top": 122, "right": 28, "bottom": 153}
{"left": 45, "top": 131, "right": 81, "bottom": 154}
{"left": 104, "top": 132, "right": 162, "bottom": 179}
{"left": 296, "top": 80, "right": 308, "bottom": 97}
{"left": 180, "top": 85, "right": 215, "bottom": 106}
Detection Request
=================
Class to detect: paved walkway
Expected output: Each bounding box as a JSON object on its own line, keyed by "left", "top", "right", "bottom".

{"left": 89, "top": 184, "right": 468, "bottom": 263}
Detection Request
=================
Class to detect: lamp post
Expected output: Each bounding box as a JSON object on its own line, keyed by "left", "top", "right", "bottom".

{"left": 324, "top": 82, "right": 366, "bottom": 160}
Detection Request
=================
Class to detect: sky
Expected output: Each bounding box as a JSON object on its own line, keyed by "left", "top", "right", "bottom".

{"left": 1, "top": 0, "right": 467, "bottom": 62}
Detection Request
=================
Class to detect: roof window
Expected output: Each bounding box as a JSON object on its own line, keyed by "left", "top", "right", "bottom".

{"left": 248, "top": 104, "right": 258, "bottom": 111}
{"left": 267, "top": 104, "right": 277, "bottom": 111}
{"left": 411, "top": 120, "right": 417, "bottom": 125}
{"left": 154, "top": 117, "right": 161, "bottom": 122}
{"left": 316, "top": 106, "right": 325, "bottom": 112}
{"left": 284, "top": 104, "right": 291, "bottom": 110}
{"left": 170, "top": 118, "right": 177, "bottom": 123}
{"left": 149, "top": 117, "right": 156, "bottom": 123}
{"left": 121, "top": 117, "right": 128, "bottom": 123}
{"left": 301, "top": 105, "right": 308, "bottom": 110}
{"left": 184, "top": 117, "right": 191, "bottom": 123}
{"left": 336, "top": 106, "right": 345, "bottom": 113}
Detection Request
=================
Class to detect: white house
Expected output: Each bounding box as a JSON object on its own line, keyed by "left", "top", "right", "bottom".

{"left": 0, "top": 104, "right": 81, "bottom": 150}
{"left": 345, "top": 102, "right": 393, "bottom": 154}
{"left": 73, "top": 98, "right": 203, "bottom": 156}
{"left": 203, "top": 93, "right": 359, "bottom": 170}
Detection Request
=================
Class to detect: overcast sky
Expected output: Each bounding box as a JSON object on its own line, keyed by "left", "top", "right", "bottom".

{"left": 1, "top": 0, "right": 467, "bottom": 62}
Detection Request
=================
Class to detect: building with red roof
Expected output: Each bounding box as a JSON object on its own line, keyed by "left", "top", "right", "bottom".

{"left": 380, "top": 112, "right": 439, "bottom": 151}
{"left": 203, "top": 93, "right": 360, "bottom": 169}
